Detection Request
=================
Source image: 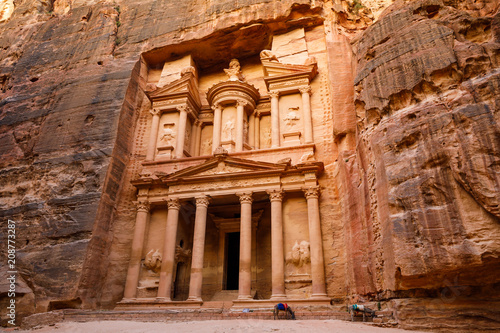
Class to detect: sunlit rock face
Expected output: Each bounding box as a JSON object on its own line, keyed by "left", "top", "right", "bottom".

{"left": 0, "top": 0, "right": 498, "bottom": 331}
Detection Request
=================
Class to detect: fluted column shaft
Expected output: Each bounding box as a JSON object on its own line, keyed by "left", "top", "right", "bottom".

{"left": 176, "top": 106, "right": 189, "bottom": 158}
{"left": 268, "top": 190, "right": 286, "bottom": 299}
{"left": 187, "top": 196, "right": 210, "bottom": 301}
{"left": 238, "top": 192, "right": 253, "bottom": 300}
{"left": 157, "top": 198, "right": 180, "bottom": 300}
{"left": 123, "top": 201, "right": 150, "bottom": 299}
{"left": 212, "top": 104, "right": 222, "bottom": 153}
{"left": 303, "top": 187, "right": 327, "bottom": 297}
{"left": 300, "top": 86, "right": 313, "bottom": 144}
{"left": 146, "top": 109, "right": 161, "bottom": 160}
{"left": 235, "top": 100, "right": 246, "bottom": 152}
{"left": 270, "top": 91, "right": 280, "bottom": 148}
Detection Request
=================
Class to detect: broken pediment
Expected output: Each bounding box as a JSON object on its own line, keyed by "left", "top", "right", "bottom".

{"left": 147, "top": 67, "right": 201, "bottom": 109}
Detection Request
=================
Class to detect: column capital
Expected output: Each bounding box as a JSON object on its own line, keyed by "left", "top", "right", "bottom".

{"left": 236, "top": 99, "right": 248, "bottom": 108}
{"left": 237, "top": 192, "right": 253, "bottom": 204}
{"left": 267, "top": 189, "right": 284, "bottom": 202}
{"left": 194, "top": 119, "right": 202, "bottom": 127}
{"left": 135, "top": 201, "right": 150, "bottom": 212}
{"left": 302, "top": 186, "right": 320, "bottom": 199}
{"left": 177, "top": 105, "right": 190, "bottom": 113}
{"left": 269, "top": 90, "right": 280, "bottom": 98}
{"left": 150, "top": 108, "right": 161, "bottom": 116}
{"left": 195, "top": 196, "right": 211, "bottom": 208}
{"left": 211, "top": 103, "right": 221, "bottom": 111}
{"left": 299, "top": 85, "right": 312, "bottom": 95}
{"left": 166, "top": 198, "right": 181, "bottom": 210}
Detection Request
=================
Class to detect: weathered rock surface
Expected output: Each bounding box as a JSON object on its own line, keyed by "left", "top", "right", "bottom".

{"left": 0, "top": 0, "right": 499, "bottom": 330}
{"left": 343, "top": 0, "right": 500, "bottom": 329}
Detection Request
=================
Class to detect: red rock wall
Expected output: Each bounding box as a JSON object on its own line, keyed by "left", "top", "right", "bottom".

{"left": 345, "top": 0, "right": 500, "bottom": 329}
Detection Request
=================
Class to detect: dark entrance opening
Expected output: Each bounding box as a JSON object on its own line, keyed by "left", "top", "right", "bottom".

{"left": 225, "top": 232, "right": 240, "bottom": 290}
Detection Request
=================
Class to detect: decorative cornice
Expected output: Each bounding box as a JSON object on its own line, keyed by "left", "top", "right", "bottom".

{"left": 237, "top": 192, "right": 253, "bottom": 204}
{"left": 302, "top": 186, "right": 320, "bottom": 199}
{"left": 267, "top": 189, "right": 284, "bottom": 202}
{"left": 166, "top": 198, "right": 181, "bottom": 210}
{"left": 195, "top": 196, "right": 211, "bottom": 208}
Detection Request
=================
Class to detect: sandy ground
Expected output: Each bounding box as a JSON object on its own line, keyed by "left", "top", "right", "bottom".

{"left": 14, "top": 319, "right": 427, "bottom": 333}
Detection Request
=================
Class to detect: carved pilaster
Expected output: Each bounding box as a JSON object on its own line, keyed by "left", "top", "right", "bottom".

{"left": 303, "top": 186, "right": 320, "bottom": 199}
{"left": 237, "top": 192, "right": 253, "bottom": 205}
{"left": 195, "top": 196, "right": 210, "bottom": 208}
{"left": 269, "top": 90, "right": 280, "bottom": 98}
{"left": 150, "top": 108, "right": 161, "bottom": 116}
{"left": 267, "top": 189, "right": 284, "bottom": 202}
{"left": 166, "top": 198, "right": 180, "bottom": 210}
{"left": 236, "top": 99, "right": 248, "bottom": 108}
{"left": 135, "top": 201, "right": 150, "bottom": 213}
{"left": 299, "top": 85, "right": 312, "bottom": 95}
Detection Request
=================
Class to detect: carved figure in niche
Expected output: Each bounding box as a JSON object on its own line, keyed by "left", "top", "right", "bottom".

{"left": 284, "top": 107, "right": 300, "bottom": 130}
{"left": 184, "top": 124, "right": 191, "bottom": 151}
{"left": 299, "top": 151, "right": 316, "bottom": 163}
{"left": 160, "top": 123, "right": 176, "bottom": 146}
{"left": 291, "top": 241, "right": 311, "bottom": 267}
{"left": 201, "top": 138, "right": 212, "bottom": 155}
{"left": 260, "top": 50, "right": 279, "bottom": 62}
{"left": 144, "top": 249, "right": 162, "bottom": 272}
{"left": 175, "top": 245, "right": 192, "bottom": 263}
{"left": 222, "top": 120, "right": 235, "bottom": 141}
{"left": 243, "top": 119, "right": 249, "bottom": 143}
{"left": 263, "top": 128, "right": 272, "bottom": 147}
{"left": 224, "top": 59, "right": 245, "bottom": 81}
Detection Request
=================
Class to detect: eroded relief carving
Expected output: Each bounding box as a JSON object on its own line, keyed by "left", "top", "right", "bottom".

{"left": 175, "top": 245, "right": 192, "bottom": 263}
{"left": 184, "top": 123, "right": 191, "bottom": 151}
{"left": 201, "top": 138, "right": 212, "bottom": 155}
{"left": 222, "top": 120, "right": 235, "bottom": 141}
{"left": 144, "top": 249, "right": 162, "bottom": 272}
{"left": 263, "top": 128, "right": 272, "bottom": 147}
{"left": 291, "top": 241, "right": 311, "bottom": 267}
{"left": 284, "top": 107, "right": 300, "bottom": 130}
{"left": 160, "top": 123, "right": 176, "bottom": 146}
{"left": 224, "top": 58, "right": 245, "bottom": 81}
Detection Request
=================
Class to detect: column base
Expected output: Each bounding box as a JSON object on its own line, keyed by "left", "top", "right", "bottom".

{"left": 187, "top": 296, "right": 203, "bottom": 302}
{"left": 310, "top": 293, "right": 329, "bottom": 300}
{"left": 270, "top": 294, "right": 287, "bottom": 300}
{"left": 156, "top": 297, "right": 172, "bottom": 302}
{"left": 237, "top": 295, "right": 253, "bottom": 300}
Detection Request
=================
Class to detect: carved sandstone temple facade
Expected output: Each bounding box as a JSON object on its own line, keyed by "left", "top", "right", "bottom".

{"left": 117, "top": 28, "right": 337, "bottom": 308}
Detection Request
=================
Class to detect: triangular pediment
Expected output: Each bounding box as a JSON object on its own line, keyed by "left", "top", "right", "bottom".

{"left": 160, "top": 155, "right": 287, "bottom": 183}
{"left": 261, "top": 59, "right": 318, "bottom": 78}
{"left": 147, "top": 72, "right": 201, "bottom": 106}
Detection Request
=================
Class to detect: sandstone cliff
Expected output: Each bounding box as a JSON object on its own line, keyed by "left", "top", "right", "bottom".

{"left": 0, "top": 0, "right": 499, "bottom": 331}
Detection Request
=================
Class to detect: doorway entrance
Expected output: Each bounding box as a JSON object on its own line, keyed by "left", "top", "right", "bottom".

{"left": 224, "top": 232, "right": 240, "bottom": 290}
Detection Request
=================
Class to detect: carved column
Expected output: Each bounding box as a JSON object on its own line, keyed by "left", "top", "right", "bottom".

{"left": 254, "top": 112, "right": 260, "bottom": 149}
{"left": 187, "top": 196, "right": 210, "bottom": 301}
{"left": 248, "top": 112, "right": 255, "bottom": 148}
{"left": 235, "top": 99, "right": 247, "bottom": 152}
{"left": 123, "top": 201, "right": 150, "bottom": 299}
{"left": 146, "top": 109, "right": 161, "bottom": 161}
{"left": 212, "top": 103, "right": 222, "bottom": 153}
{"left": 269, "top": 90, "right": 280, "bottom": 148}
{"left": 299, "top": 86, "right": 313, "bottom": 144}
{"left": 237, "top": 192, "right": 253, "bottom": 300}
{"left": 268, "top": 189, "right": 286, "bottom": 299}
{"left": 303, "top": 186, "right": 327, "bottom": 298}
{"left": 175, "top": 106, "right": 189, "bottom": 159}
{"left": 157, "top": 198, "right": 181, "bottom": 300}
